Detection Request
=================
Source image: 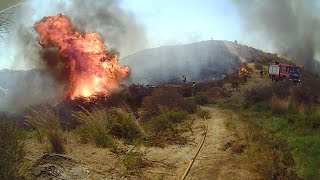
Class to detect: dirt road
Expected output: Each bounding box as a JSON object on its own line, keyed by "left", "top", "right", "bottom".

{"left": 185, "top": 106, "right": 260, "bottom": 180}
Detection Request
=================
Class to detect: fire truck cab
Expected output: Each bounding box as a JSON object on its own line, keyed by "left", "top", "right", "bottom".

{"left": 269, "top": 63, "right": 303, "bottom": 82}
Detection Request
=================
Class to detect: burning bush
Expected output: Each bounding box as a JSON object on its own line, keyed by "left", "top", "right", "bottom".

{"left": 35, "top": 14, "right": 129, "bottom": 100}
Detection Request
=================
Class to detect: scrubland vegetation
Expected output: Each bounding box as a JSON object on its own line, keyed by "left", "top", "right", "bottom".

{"left": 0, "top": 121, "right": 24, "bottom": 179}
{"left": 1, "top": 61, "right": 319, "bottom": 179}
{"left": 219, "top": 75, "right": 320, "bottom": 179}
{"left": 0, "top": 83, "right": 212, "bottom": 178}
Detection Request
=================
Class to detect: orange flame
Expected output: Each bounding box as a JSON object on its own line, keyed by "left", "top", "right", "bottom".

{"left": 35, "top": 14, "right": 130, "bottom": 99}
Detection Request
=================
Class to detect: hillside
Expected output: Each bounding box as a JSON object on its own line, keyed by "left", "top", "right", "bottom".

{"left": 1, "top": 46, "right": 319, "bottom": 179}
{"left": 122, "top": 41, "right": 238, "bottom": 84}
{"left": 0, "top": 40, "right": 292, "bottom": 111}
{"left": 121, "top": 40, "right": 290, "bottom": 85}
{"left": 0, "top": 69, "right": 62, "bottom": 112}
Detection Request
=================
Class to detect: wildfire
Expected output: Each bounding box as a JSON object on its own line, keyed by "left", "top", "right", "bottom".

{"left": 238, "top": 67, "right": 249, "bottom": 75}
{"left": 35, "top": 14, "right": 130, "bottom": 99}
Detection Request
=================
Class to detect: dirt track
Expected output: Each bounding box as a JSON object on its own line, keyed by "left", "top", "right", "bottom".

{"left": 185, "top": 106, "right": 260, "bottom": 180}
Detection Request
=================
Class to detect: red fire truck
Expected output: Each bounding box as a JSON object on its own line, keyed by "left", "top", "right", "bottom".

{"left": 269, "top": 62, "right": 303, "bottom": 82}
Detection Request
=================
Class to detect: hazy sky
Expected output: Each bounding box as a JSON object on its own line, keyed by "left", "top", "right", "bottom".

{"left": 0, "top": 0, "right": 255, "bottom": 69}
{"left": 120, "top": 0, "right": 241, "bottom": 46}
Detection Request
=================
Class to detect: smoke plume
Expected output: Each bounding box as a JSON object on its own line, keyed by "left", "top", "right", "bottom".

{"left": 9, "top": 0, "right": 147, "bottom": 68}
{"left": 233, "top": 0, "right": 320, "bottom": 72}
{"left": 0, "top": 0, "right": 146, "bottom": 111}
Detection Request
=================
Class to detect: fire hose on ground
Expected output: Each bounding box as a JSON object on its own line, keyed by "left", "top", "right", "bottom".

{"left": 180, "top": 115, "right": 209, "bottom": 180}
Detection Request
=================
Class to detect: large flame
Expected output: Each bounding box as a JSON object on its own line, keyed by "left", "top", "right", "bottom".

{"left": 35, "top": 14, "right": 130, "bottom": 99}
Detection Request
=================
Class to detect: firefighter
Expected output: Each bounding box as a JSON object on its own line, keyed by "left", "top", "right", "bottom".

{"left": 243, "top": 71, "right": 248, "bottom": 83}
{"left": 192, "top": 81, "right": 196, "bottom": 96}
{"left": 232, "top": 75, "right": 239, "bottom": 91}
{"left": 182, "top": 75, "right": 187, "bottom": 84}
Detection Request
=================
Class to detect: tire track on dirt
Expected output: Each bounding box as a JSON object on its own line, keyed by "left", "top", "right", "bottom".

{"left": 186, "top": 107, "right": 257, "bottom": 180}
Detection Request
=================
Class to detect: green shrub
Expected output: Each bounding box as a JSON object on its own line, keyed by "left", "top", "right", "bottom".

{"left": 149, "top": 110, "right": 188, "bottom": 134}
{"left": 196, "top": 108, "right": 210, "bottom": 119}
{"left": 244, "top": 86, "right": 273, "bottom": 104}
{"left": 73, "top": 107, "right": 141, "bottom": 148}
{"left": 108, "top": 109, "right": 141, "bottom": 142}
{"left": 194, "top": 94, "right": 209, "bottom": 105}
{"left": 126, "top": 84, "right": 152, "bottom": 113}
{"left": 142, "top": 87, "right": 183, "bottom": 121}
{"left": 306, "top": 112, "right": 320, "bottom": 129}
{"left": 142, "top": 110, "right": 189, "bottom": 146}
{"left": 272, "top": 82, "right": 291, "bottom": 99}
{"left": 0, "top": 121, "right": 24, "bottom": 179}
{"left": 254, "top": 62, "right": 264, "bottom": 70}
{"left": 123, "top": 147, "right": 148, "bottom": 175}
{"left": 178, "top": 98, "right": 197, "bottom": 113}
{"left": 165, "top": 110, "right": 188, "bottom": 124}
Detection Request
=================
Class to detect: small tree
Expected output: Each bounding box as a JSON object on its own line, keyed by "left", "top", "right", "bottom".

{"left": 0, "top": 12, "right": 14, "bottom": 40}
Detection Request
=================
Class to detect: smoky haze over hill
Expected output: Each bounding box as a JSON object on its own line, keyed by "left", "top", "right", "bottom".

{"left": 233, "top": 0, "right": 320, "bottom": 72}
{"left": 0, "top": 40, "right": 247, "bottom": 111}
{"left": 122, "top": 40, "right": 242, "bottom": 85}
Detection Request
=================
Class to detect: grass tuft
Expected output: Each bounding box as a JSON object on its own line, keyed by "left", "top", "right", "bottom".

{"left": 271, "top": 95, "right": 288, "bottom": 113}
{"left": 0, "top": 121, "right": 25, "bottom": 179}
{"left": 25, "top": 107, "right": 65, "bottom": 154}
{"left": 73, "top": 107, "right": 141, "bottom": 149}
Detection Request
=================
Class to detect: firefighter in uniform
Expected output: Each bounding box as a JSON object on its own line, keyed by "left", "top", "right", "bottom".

{"left": 192, "top": 81, "right": 196, "bottom": 96}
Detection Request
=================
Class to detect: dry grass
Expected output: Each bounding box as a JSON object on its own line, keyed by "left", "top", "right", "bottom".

{"left": 122, "top": 146, "right": 149, "bottom": 176}
{"left": 271, "top": 95, "right": 288, "bottom": 113}
{"left": 25, "top": 108, "right": 65, "bottom": 154}
{"left": 72, "top": 107, "right": 141, "bottom": 149}
{"left": 0, "top": 121, "right": 25, "bottom": 179}
{"left": 196, "top": 108, "right": 211, "bottom": 119}
{"left": 225, "top": 113, "right": 298, "bottom": 179}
